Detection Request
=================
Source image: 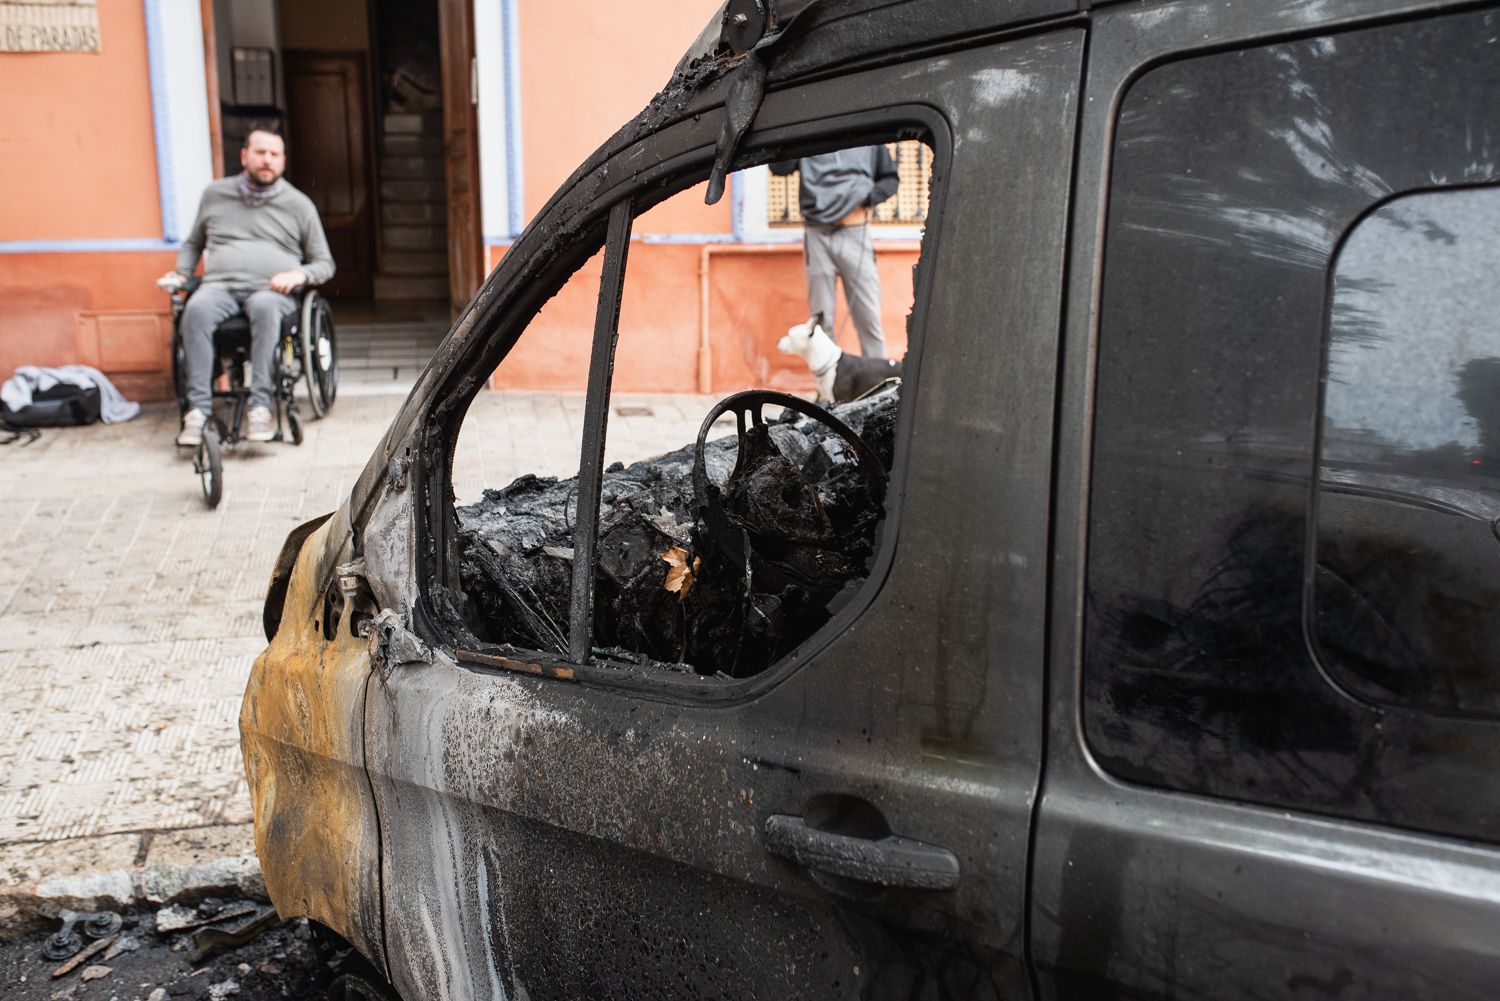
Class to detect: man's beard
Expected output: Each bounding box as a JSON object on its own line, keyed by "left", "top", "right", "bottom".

{"left": 246, "top": 167, "right": 281, "bottom": 188}
{"left": 236, "top": 167, "right": 286, "bottom": 207}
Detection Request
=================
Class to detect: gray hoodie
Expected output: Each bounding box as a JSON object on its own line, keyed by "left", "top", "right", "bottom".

{"left": 175, "top": 176, "right": 336, "bottom": 291}
{"left": 769, "top": 146, "right": 900, "bottom": 226}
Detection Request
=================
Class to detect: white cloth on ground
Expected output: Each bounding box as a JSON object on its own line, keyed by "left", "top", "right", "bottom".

{"left": 0, "top": 365, "right": 142, "bottom": 424}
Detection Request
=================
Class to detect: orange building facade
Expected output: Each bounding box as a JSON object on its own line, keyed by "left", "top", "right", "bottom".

{"left": 0, "top": 1, "right": 918, "bottom": 400}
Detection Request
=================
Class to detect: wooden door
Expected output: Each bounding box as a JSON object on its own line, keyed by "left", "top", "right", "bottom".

{"left": 284, "top": 51, "right": 375, "bottom": 299}
{"left": 436, "top": 0, "right": 485, "bottom": 315}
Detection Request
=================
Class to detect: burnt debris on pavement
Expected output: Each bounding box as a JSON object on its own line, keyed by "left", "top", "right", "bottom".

{"left": 0, "top": 899, "right": 340, "bottom": 1001}
{"left": 453, "top": 384, "right": 899, "bottom": 677}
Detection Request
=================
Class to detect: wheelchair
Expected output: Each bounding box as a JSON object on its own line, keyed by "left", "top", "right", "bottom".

{"left": 167, "top": 278, "right": 339, "bottom": 509}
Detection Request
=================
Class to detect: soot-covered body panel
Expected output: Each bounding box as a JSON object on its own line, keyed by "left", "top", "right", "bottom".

{"left": 364, "top": 655, "right": 1010, "bottom": 1001}
{"left": 239, "top": 510, "right": 386, "bottom": 972}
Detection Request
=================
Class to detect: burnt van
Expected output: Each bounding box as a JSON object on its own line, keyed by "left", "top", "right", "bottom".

{"left": 243, "top": 0, "right": 1500, "bottom": 997}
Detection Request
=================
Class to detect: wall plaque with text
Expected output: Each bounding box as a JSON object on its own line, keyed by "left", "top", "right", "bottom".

{"left": 0, "top": 0, "right": 100, "bottom": 54}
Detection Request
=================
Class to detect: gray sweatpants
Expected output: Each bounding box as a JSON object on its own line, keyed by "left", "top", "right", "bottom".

{"left": 180, "top": 285, "right": 295, "bottom": 413}
{"left": 804, "top": 222, "right": 886, "bottom": 358}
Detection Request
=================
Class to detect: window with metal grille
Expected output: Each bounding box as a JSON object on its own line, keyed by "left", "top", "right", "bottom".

{"left": 766, "top": 140, "right": 932, "bottom": 227}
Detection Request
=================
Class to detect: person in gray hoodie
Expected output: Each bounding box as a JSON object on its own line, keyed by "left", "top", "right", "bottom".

{"left": 770, "top": 146, "right": 900, "bottom": 359}
{"left": 157, "top": 126, "right": 335, "bottom": 446}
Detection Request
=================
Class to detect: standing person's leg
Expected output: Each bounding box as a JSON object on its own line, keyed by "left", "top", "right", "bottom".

{"left": 179, "top": 285, "right": 241, "bottom": 414}
{"left": 834, "top": 224, "right": 886, "bottom": 358}
{"left": 803, "top": 227, "right": 839, "bottom": 331}
{"left": 243, "top": 289, "right": 298, "bottom": 410}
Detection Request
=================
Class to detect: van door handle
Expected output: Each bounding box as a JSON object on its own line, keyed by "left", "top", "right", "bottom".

{"left": 763, "top": 814, "right": 960, "bottom": 890}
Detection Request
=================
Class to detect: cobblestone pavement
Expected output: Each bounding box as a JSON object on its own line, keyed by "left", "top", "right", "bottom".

{"left": 0, "top": 388, "right": 715, "bottom": 846}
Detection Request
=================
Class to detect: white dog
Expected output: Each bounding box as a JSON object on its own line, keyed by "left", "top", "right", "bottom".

{"left": 777, "top": 318, "right": 903, "bottom": 403}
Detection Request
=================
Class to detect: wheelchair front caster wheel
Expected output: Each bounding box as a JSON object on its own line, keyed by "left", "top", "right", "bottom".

{"left": 195, "top": 427, "right": 222, "bottom": 509}
{"left": 287, "top": 405, "right": 304, "bottom": 446}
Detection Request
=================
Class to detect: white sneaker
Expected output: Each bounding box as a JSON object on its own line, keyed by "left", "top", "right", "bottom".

{"left": 246, "top": 405, "right": 275, "bottom": 443}
{"left": 176, "top": 409, "right": 207, "bottom": 447}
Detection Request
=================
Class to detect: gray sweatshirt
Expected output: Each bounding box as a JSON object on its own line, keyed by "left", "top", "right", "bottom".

{"left": 175, "top": 176, "right": 336, "bottom": 291}
{"left": 769, "top": 146, "right": 900, "bottom": 226}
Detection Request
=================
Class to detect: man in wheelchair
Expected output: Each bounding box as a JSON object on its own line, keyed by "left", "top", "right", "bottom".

{"left": 157, "top": 126, "right": 334, "bottom": 446}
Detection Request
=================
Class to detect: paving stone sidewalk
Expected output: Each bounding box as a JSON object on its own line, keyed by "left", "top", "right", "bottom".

{"left": 0, "top": 387, "right": 714, "bottom": 930}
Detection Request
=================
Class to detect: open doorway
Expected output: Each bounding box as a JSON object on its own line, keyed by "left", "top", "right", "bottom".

{"left": 204, "top": 0, "right": 483, "bottom": 332}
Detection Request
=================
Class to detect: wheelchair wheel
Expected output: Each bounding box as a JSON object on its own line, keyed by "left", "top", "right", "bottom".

{"left": 195, "top": 425, "right": 222, "bottom": 509}
{"left": 170, "top": 323, "right": 188, "bottom": 416}
{"left": 299, "top": 292, "right": 338, "bottom": 419}
{"left": 313, "top": 298, "right": 338, "bottom": 412}
{"left": 286, "top": 403, "right": 304, "bottom": 446}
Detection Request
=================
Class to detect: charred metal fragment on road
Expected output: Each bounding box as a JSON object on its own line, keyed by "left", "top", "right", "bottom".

{"left": 189, "top": 906, "right": 279, "bottom": 963}
{"left": 455, "top": 384, "right": 898, "bottom": 677}
{"left": 40, "top": 910, "right": 122, "bottom": 966}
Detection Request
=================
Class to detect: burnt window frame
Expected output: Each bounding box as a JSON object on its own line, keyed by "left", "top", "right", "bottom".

{"left": 416, "top": 106, "right": 950, "bottom": 703}
{"left": 1082, "top": 5, "right": 1500, "bottom": 843}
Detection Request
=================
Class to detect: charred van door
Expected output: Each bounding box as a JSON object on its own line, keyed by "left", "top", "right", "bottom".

{"left": 1036, "top": 1, "right": 1500, "bottom": 998}
{"left": 364, "top": 27, "right": 1082, "bottom": 1001}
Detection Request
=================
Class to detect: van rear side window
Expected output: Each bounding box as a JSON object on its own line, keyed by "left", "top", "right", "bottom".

{"left": 1314, "top": 185, "right": 1500, "bottom": 719}
{"left": 1084, "top": 7, "right": 1500, "bottom": 844}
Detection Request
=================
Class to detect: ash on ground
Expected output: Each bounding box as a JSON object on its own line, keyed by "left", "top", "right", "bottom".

{"left": 455, "top": 385, "right": 899, "bottom": 677}
{"left": 0, "top": 907, "right": 338, "bottom": 1001}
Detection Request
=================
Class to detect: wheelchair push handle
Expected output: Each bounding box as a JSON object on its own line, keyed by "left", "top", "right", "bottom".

{"left": 157, "top": 274, "right": 202, "bottom": 302}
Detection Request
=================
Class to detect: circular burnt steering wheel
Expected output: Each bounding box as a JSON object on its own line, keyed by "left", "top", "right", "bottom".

{"left": 691, "top": 390, "right": 888, "bottom": 566}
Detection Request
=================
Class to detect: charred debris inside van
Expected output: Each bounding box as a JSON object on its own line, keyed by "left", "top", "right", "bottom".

{"left": 453, "top": 384, "right": 898, "bottom": 678}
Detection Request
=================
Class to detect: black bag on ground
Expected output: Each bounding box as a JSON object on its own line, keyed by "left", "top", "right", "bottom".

{"left": 1, "top": 382, "right": 102, "bottom": 428}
